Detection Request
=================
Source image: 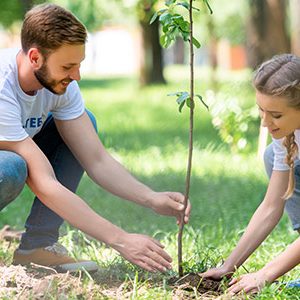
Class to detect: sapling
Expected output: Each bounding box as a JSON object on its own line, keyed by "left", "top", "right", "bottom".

{"left": 151, "top": 0, "right": 212, "bottom": 277}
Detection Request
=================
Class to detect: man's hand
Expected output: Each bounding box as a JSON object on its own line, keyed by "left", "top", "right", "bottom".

{"left": 148, "top": 191, "right": 191, "bottom": 225}
{"left": 112, "top": 233, "right": 172, "bottom": 272}
{"left": 200, "top": 265, "right": 234, "bottom": 281}
{"left": 227, "top": 270, "right": 268, "bottom": 295}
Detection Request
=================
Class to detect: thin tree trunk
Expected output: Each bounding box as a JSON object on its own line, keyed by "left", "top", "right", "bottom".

{"left": 178, "top": 0, "right": 194, "bottom": 277}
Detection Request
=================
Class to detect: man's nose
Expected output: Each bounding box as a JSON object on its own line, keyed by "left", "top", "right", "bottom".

{"left": 70, "top": 68, "right": 81, "bottom": 81}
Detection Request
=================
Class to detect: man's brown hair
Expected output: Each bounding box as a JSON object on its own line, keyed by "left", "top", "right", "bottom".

{"left": 21, "top": 3, "right": 87, "bottom": 57}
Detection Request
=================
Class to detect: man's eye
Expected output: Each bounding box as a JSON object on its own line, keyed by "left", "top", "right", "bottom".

{"left": 63, "top": 66, "right": 71, "bottom": 70}
{"left": 272, "top": 115, "right": 282, "bottom": 119}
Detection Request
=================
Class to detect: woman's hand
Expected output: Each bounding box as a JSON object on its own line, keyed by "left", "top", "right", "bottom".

{"left": 200, "top": 264, "right": 234, "bottom": 281}
{"left": 227, "top": 270, "right": 268, "bottom": 295}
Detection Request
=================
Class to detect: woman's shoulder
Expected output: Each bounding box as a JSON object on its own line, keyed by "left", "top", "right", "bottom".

{"left": 294, "top": 130, "right": 300, "bottom": 141}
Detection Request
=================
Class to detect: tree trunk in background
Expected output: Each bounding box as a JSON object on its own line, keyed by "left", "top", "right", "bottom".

{"left": 246, "top": 0, "right": 290, "bottom": 69}
{"left": 138, "top": 0, "right": 166, "bottom": 86}
{"left": 290, "top": 0, "right": 300, "bottom": 55}
{"left": 206, "top": 16, "right": 218, "bottom": 91}
{"left": 174, "top": 37, "right": 185, "bottom": 64}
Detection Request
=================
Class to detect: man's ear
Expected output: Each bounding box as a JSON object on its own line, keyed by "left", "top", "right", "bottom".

{"left": 28, "top": 48, "right": 44, "bottom": 69}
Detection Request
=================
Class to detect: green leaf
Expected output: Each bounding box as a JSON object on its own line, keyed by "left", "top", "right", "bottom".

{"left": 165, "top": 0, "right": 176, "bottom": 7}
{"left": 168, "top": 91, "right": 190, "bottom": 112}
{"left": 192, "top": 37, "right": 201, "bottom": 48}
{"left": 179, "top": 100, "right": 185, "bottom": 112}
{"left": 158, "top": 8, "right": 168, "bottom": 14}
{"left": 176, "top": 2, "right": 190, "bottom": 10}
{"left": 159, "top": 12, "right": 172, "bottom": 24}
{"left": 176, "top": 91, "right": 190, "bottom": 105}
{"left": 186, "top": 98, "right": 194, "bottom": 109}
{"left": 203, "top": 0, "right": 213, "bottom": 14}
{"left": 160, "top": 35, "right": 167, "bottom": 47}
{"left": 192, "top": 6, "right": 200, "bottom": 11}
{"left": 150, "top": 12, "right": 158, "bottom": 25}
{"left": 162, "top": 24, "right": 169, "bottom": 33}
{"left": 160, "top": 35, "right": 173, "bottom": 48}
{"left": 181, "top": 31, "right": 190, "bottom": 41}
{"left": 196, "top": 94, "right": 209, "bottom": 110}
{"left": 175, "top": 18, "right": 190, "bottom": 33}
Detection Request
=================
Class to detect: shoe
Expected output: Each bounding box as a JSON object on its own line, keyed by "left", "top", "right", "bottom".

{"left": 12, "top": 242, "right": 98, "bottom": 273}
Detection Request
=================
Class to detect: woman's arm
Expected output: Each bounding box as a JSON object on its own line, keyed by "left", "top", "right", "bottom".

{"left": 228, "top": 237, "right": 300, "bottom": 294}
{"left": 201, "top": 170, "right": 289, "bottom": 279}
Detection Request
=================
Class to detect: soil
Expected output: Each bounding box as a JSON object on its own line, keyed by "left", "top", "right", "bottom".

{"left": 0, "top": 225, "right": 231, "bottom": 299}
{"left": 168, "top": 272, "right": 224, "bottom": 295}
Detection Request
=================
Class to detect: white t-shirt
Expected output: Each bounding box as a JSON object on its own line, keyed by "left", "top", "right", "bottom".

{"left": 0, "top": 48, "right": 85, "bottom": 141}
{"left": 273, "top": 130, "right": 300, "bottom": 170}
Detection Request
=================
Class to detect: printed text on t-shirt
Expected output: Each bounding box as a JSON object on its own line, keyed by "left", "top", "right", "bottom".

{"left": 23, "top": 117, "right": 42, "bottom": 128}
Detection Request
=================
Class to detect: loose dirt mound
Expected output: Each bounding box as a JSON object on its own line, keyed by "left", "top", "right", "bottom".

{"left": 169, "top": 272, "right": 223, "bottom": 296}
{"left": 0, "top": 264, "right": 83, "bottom": 299}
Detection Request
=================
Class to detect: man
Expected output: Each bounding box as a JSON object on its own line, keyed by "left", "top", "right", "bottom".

{"left": 0, "top": 3, "right": 190, "bottom": 273}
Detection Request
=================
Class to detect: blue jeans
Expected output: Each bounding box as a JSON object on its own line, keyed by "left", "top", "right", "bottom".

{"left": 264, "top": 142, "right": 300, "bottom": 231}
{"left": 0, "top": 110, "right": 97, "bottom": 249}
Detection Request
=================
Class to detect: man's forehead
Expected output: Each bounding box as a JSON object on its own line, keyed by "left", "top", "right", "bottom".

{"left": 50, "top": 44, "right": 85, "bottom": 63}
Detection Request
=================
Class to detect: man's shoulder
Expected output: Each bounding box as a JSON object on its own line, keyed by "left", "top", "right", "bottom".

{"left": 0, "top": 48, "right": 19, "bottom": 97}
{"left": 0, "top": 48, "right": 19, "bottom": 66}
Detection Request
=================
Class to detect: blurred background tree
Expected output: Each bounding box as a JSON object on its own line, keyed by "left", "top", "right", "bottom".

{"left": 246, "top": 0, "right": 290, "bottom": 69}
{"left": 1, "top": 0, "right": 297, "bottom": 75}
{"left": 1, "top": 0, "right": 299, "bottom": 153}
{"left": 0, "top": 0, "right": 45, "bottom": 28}
{"left": 56, "top": 0, "right": 166, "bottom": 86}
{"left": 137, "top": 0, "right": 165, "bottom": 85}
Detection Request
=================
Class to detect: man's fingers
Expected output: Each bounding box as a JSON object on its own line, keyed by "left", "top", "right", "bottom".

{"left": 149, "top": 237, "right": 164, "bottom": 248}
{"left": 166, "top": 192, "right": 185, "bottom": 203}
{"left": 185, "top": 201, "right": 191, "bottom": 216}
{"left": 137, "top": 260, "right": 156, "bottom": 272}
{"left": 142, "top": 254, "right": 169, "bottom": 272}
{"left": 149, "top": 243, "right": 172, "bottom": 264}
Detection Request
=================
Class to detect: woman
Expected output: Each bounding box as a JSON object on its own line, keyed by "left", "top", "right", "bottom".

{"left": 201, "top": 54, "right": 300, "bottom": 294}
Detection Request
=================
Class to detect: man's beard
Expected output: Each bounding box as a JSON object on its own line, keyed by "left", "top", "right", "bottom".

{"left": 34, "top": 63, "right": 72, "bottom": 95}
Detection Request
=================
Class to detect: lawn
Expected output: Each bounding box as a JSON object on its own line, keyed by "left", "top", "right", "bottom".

{"left": 1, "top": 66, "right": 300, "bottom": 299}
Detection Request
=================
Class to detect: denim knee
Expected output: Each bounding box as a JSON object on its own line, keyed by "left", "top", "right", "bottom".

{"left": 0, "top": 151, "right": 27, "bottom": 210}
{"left": 85, "top": 109, "right": 98, "bottom": 132}
{"left": 263, "top": 143, "right": 274, "bottom": 179}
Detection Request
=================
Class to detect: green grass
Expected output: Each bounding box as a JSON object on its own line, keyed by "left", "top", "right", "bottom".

{"left": 1, "top": 66, "right": 300, "bottom": 299}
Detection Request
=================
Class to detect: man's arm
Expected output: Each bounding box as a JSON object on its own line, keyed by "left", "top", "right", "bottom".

{"left": 0, "top": 137, "right": 172, "bottom": 272}
{"left": 201, "top": 170, "right": 288, "bottom": 279}
{"left": 55, "top": 111, "right": 190, "bottom": 223}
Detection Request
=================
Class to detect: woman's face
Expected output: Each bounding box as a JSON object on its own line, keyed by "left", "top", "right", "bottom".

{"left": 256, "top": 90, "right": 300, "bottom": 139}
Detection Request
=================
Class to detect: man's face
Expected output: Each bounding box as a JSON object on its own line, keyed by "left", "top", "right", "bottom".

{"left": 34, "top": 44, "right": 85, "bottom": 95}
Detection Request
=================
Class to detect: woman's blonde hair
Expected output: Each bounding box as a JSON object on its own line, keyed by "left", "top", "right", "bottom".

{"left": 253, "top": 54, "right": 300, "bottom": 199}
